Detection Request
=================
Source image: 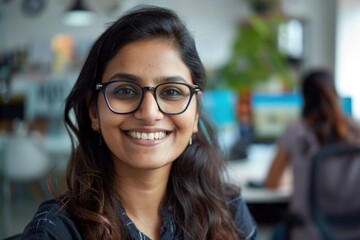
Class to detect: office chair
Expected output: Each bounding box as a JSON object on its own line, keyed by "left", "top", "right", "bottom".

{"left": 3, "top": 233, "right": 22, "bottom": 240}
{"left": 309, "top": 144, "right": 360, "bottom": 240}
{"left": 0, "top": 124, "right": 52, "bottom": 237}
{"left": 1, "top": 121, "right": 52, "bottom": 202}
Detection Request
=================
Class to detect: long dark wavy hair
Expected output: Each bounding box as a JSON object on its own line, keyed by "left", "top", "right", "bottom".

{"left": 63, "top": 5, "right": 241, "bottom": 239}
{"left": 301, "top": 69, "right": 359, "bottom": 145}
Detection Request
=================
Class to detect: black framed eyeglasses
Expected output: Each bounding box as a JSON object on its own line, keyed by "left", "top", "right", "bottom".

{"left": 96, "top": 80, "right": 200, "bottom": 115}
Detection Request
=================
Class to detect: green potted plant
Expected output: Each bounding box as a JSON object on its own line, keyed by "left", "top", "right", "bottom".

{"left": 210, "top": 2, "right": 296, "bottom": 140}
{"left": 216, "top": 13, "right": 295, "bottom": 93}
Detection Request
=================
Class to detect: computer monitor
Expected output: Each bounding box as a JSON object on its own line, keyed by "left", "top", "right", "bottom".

{"left": 202, "top": 89, "right": 237, "bottom": 126}
{"left": 251, "top": 92, "right": 353, "bottom": 143}
{"left": 202, "top": 89, "right": 239, "bottom": 151}
{"left": 201, "top": 89, "right": 353, "bottom": 146}
{"left": 251, "top": 92, "right": 302, "bottom": 143}
{"left": 341, "top": 96, "right": 352, "bottom": 116}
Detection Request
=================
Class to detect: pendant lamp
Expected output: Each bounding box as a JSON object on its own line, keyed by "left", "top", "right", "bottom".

{"left": 62, "top": 0, "right": 96, "bottom": 27}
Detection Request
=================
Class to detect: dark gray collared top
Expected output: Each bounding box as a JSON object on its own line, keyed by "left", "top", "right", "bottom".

{"left": 21, "top": 194, "right": 258, "bottom": 239}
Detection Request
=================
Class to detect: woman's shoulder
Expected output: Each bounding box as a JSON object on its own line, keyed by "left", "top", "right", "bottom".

{"left": 226, "top": 193, "right": 258, "bottom": 240}
{"left": 285, "top": 119, "right": 308, "bottom": 132}
{"left": 346, "top": 117, "right": 360, "bottom": 134}
{"left": 278, "top": 119, "right": 312, "bottom": 144}
{"left": 21, "top": 197, "right": 82, "bottom": 240}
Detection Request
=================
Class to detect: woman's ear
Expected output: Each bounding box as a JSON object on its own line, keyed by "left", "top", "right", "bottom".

{"left": 193, "top": 91, "right": 203, "bottom": 133}
{"left": 193, "top": 112, "right": 199, "bottom": 133}
{"left": 89, "top": 103, "right": 100, "bottom": 131}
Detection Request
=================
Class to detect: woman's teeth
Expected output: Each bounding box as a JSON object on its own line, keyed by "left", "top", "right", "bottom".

{"left": 128, "top": 131, "right": 166, "bottom": 140}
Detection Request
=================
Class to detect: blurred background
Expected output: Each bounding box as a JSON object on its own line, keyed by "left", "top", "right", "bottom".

{"left": 0, "top": 0, "right": 359, "bottom": 239}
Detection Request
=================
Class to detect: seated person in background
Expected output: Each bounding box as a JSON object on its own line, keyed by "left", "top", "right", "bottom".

{"left": 264, "top": 68, "right": 360, "bottom": 240}
{"left": 20, "top": 5, "right": 257, "bottom": 240}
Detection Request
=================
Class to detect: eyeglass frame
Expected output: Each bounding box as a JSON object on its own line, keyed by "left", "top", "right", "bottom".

{"left": 95, "top": 80, "right": 201, "bottom": 115}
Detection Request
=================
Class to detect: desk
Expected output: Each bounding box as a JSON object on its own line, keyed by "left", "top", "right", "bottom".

{"left": 225, "top": 144, "right": 293, "bottom": 204}
{"left": 225, "top": 144, "right": 293, "bottom": 224}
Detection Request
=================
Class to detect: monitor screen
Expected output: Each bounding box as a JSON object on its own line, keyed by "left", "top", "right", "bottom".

{"left": 202, "top": 89, "right": 237, "bottom": 127}
{"left": 341, "top": 96, "right": 352, "bottom": 116}
{"left": 251, "top": 92, "right": 353, "bottom": 143}
{"left": 251, "top": 92, "right": 302, "bottom": 143}
{"left": 202, "top": 89, "right": 239, "bottom": 151}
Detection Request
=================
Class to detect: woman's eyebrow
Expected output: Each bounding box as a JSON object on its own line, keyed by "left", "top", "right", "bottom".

{"left": 108, "top": 73, "right": 189, "bottom": 84}
{"left": 108, "top": 73, "right": 140, "bottom": 82}
{"left": 156, "top": 76, "right": 188, "bottom": 84}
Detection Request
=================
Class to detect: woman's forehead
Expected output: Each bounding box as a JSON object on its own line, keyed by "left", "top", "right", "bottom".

{"left": 102, "top": 38, "right": 193, "bottom": 85}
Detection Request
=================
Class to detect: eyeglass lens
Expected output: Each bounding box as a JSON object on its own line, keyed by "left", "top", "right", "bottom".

{"left": 103, "top": 81, "right": 194, "bottom": 114}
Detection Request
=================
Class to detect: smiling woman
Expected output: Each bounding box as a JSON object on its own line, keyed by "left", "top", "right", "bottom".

{"left": 20, "top": 5, "right": 258, "bottom": 240}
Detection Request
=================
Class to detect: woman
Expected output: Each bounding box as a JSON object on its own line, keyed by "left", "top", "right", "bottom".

{"left": 21, "top": 5, "right": 257, "bottom": 240}
{"left": 264, "top": 69, "right": 360, "bottom": 240}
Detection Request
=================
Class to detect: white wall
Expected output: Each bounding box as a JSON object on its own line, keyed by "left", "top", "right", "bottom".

{"left": 0, "top": 0, "right": 339, "bottom": 71}
{"left": 336, "top": 0, "right": 360, "bottom": 119}
{"left": 282, "top": 0, "right": 337, "bottom": 70}
{"left": 0, "top": 0, "right": 248, "bottom": 69}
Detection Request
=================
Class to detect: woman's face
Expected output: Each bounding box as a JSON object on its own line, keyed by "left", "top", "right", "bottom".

{"left": 89, "top": 38, "right": 199, "bottom": 172}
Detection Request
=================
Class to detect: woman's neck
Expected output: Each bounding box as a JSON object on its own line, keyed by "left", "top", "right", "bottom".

{"left": 115, "top": 164, "right": 172, "bottom": 240}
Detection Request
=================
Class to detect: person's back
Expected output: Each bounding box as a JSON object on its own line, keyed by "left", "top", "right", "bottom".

{"left": 264, "top": 69, "right": 360, "bottom": 240}
{"left": 311, "top": 142, "right": 360, "bottom": 239}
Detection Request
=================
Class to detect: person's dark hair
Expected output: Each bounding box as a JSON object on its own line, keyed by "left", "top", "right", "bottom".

{"left": 63, "top": 5, "right": 240, "bottom": 239}
{"left": 301, "top": 69, "right": 354, "bottom": 144}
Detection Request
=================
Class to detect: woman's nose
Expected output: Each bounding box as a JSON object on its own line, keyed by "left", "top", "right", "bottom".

{"left": 133, "top": 91, "right": 164, "bottom": 122}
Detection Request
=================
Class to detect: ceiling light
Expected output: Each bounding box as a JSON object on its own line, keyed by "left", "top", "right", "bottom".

{"left": 62, "top": 0, "right": 96, "bottom": 27}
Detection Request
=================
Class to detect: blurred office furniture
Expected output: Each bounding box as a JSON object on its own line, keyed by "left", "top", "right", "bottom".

{"left": 25, "top": 77, "right": 72, "bottom": 168}
{"left": 25, "top": 77, "right": 70, "bottom": 134}
{"left": 0, "top": 95, "right": 25, "bottom": 132}
{"left": 0, "top": 76, "right": 72, "bottom": 237}
{"left": 225, "top": 144, "right": 292, "bottom": 224}
{"left": 309, "top": 144, "right": 360, "bottom": 240}
{"left": 0, "top": 121, "right": 52, "bottom": 236}
{"left": 1, "top": 121, "right": 51, "bottom": 201}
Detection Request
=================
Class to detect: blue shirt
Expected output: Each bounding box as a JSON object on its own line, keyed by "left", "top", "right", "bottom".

{"left": 21, "top": 194, "right": 258, "bottom": 239}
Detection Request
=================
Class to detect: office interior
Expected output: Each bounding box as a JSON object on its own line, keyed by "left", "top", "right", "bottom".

{"left": 0, "top": 0, "right": 359, "bottom": 239}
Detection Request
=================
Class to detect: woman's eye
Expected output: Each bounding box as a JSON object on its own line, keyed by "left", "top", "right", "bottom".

{"left": 111, "top": 86, "right": 138, "bottom": 99}
{"left": 116, "top": 88, "right": 136, "bottom": 95}
{"left": 161, "top": 88, "right": 183, "bottom": 96}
